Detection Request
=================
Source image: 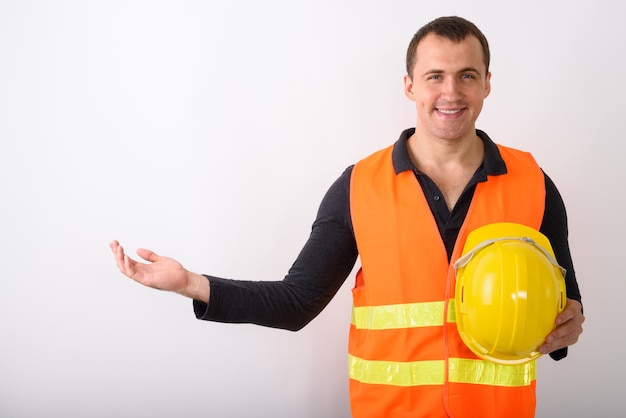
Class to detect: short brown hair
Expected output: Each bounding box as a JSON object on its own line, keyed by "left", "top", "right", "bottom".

{"left": 406, "top": 16, "right": 490, "bottom": 78}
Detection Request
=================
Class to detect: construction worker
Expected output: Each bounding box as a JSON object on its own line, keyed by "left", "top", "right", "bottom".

{"left": 110, "top": 16, "right": 584, "bottom": 418}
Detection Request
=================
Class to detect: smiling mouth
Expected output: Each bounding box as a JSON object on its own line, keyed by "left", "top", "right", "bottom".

{"left": 437, "top": 108, "right": 463, "bottom": 115}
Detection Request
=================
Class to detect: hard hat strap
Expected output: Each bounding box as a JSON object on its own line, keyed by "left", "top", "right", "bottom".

{"left": 453, "top": 236, "right": 567, "bottom": 277}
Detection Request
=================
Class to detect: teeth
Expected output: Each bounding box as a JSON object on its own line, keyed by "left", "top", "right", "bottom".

{"left": 438, "top": 109, "right": 461, "bottom": 114}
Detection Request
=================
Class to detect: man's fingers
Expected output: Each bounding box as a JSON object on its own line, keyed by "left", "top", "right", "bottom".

{"left": 110, "top": 242, "right": 166, "bottom": 286}
{"left": 555, "top": 299, "right": 581, "bottom": 325}
{"left": 109, "top": 241, "right": 139, "bottom": 277}
{"left": 110, "top": 241, "right": 127, "bottom": 272}
{"left": 538, "top": 300, "right": 584, "bottom": 354}
{"left": 123, "top": 253, "right": 141, "bottom": 277}
{"left": 109, "top": 241, "right": 120, "bottom": 258}
{"left": 137, "top": 248, "right": 158, "bottom": 263}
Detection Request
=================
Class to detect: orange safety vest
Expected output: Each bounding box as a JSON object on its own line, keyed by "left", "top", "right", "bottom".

{"left": 349, "top": 143, "right": 545, "bottom": 418}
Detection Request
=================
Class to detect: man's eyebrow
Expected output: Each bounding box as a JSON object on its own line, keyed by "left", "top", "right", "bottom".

{"left": 421, "top": 69, "right": 444, "bottom": 77}
{"left": 421, "top": 66, "right": 482, "bottom": 77}
{"left": 458, "top": 66, "right": 481, "bottom": 74}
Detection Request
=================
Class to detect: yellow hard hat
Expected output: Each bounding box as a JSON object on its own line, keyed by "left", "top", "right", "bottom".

{"left": 454, "top": 223, "right": 566, "bottom": 365}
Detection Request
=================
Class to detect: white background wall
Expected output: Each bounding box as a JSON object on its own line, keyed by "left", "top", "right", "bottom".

{"left": 1, "top": 1, "right": 623, "bottom": 417}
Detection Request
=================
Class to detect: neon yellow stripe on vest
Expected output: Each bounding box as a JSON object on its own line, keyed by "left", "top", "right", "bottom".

{"left": 351, "top": 300, "right": 457, "bottom": 330}
{"left": 349, "top": 355, "right": 445, "bottom": 386}
{"left": 349, "top": 355, "right": 535, "bottom": 387}
{"left": 448, "top": 358, "right": 536, "bottom": 386}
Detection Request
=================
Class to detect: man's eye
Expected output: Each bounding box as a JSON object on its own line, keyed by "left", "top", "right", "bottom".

{"left": 462, "top": 74, "right": 474, "bottom": 79}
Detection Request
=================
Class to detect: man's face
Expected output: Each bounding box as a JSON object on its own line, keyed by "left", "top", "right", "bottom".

{"left": 404, "top": 33, "right": 491, "bottom": 141}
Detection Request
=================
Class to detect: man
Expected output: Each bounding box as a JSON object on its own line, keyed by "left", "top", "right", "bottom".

{"left": 110, "top": 16, "right": 584, "bottom": 418}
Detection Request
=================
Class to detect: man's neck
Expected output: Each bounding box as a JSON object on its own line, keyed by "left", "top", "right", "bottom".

{"left": 406, "top": 129, "right": 484, "bottom": 173}
{"left": 407, "top": 129, "right": 485, "bottom": 211}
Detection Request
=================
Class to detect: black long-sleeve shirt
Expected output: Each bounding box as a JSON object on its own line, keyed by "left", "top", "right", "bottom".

{"left": 194, "top": 128, "right": 581, "bottom": 359}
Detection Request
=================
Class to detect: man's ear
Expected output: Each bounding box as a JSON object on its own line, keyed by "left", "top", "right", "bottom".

{"left": 484, "top": 72, "right": 492, "bottom": 99}
{"left": 403, "top": 74, "right": 416, "bottom": 101}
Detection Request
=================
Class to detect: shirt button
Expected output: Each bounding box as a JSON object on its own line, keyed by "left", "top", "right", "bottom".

{"left": 434, "top": 196, "right": 441, "bottom": 201}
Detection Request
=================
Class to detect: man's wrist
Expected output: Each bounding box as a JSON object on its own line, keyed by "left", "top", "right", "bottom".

{"left": 182, "top": 272, "right": 210, "bottom": 303}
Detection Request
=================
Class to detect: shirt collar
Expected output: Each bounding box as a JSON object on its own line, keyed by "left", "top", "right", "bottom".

{"left": 391, "top": 128, "right": 507, "bottom": 177}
